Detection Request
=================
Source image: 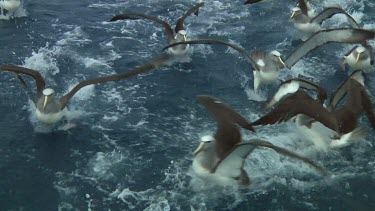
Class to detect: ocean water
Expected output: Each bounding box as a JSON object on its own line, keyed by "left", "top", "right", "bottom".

{"left": 0, "top": 0, "right": 375, "bottom": 210}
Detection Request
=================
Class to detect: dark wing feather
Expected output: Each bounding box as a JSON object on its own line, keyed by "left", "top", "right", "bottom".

{"left": 297, "top": 0, "right": 308, "bottom": 16}
{"left": 344, "top": 46, "right": 358, "bottom": 57}
{"left": 197, "top": 95, "right": 254, "bottom": 132}
{"left": 59, "top": 55, "right": 171, "bottom": 109}
{"left": 285, "top": 28, "right": 375, "bottom": 68}
{"left": 360, "top": 86, "right": 375, "bottom": 130}
{"left": 311, "top": 7, "right": 360, "bottom": 28}
{"left": 248, "top": 140, "right": 329, "bottom": 177}
{"left": 0, "top": 65, "right": 46, "bottom": 103}
{"left": 328, "top": 70, "right": 364, "bottom": 110}
{"left": 163, "top": 39, "right": 258, "bottom": 70}
{"left": 252, "top": 92, "right": 339, "bottom": 131}
{"left": 243, "top": 0, "right": 264, "bottom": 4}
{"left": 214, "top": 122, "right": 243, "bottom": 159}
{"left": 110, "top": 13, "right": 175, "bottom": 42}
{"left": 175, "top": 2, "right": 204, "bottom": 33}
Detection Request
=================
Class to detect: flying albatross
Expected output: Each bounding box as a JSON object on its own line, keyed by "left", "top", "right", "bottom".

{"left": 290, "top": 6, "right": 360, "bottom": 41}
{"left": 109, "top": 2, "right": 204, "bottom": 56}
{"left": 163, "top": 28, "right": 375, "bottom": 91}
{"left": 193, "top": 95, "right": 328, "bottom": 186}
{"left": 252, "top": 70, "right": 375, "bottom": 149}
{"left": 0, "top": 55, "right": 171, "bottom": 124}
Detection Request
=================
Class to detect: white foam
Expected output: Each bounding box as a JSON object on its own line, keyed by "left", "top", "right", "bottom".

{"left": 23, "top": 43, "right": 61, "bottom": 76}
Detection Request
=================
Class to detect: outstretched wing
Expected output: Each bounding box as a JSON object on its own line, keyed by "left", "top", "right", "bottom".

{"left": 285, "top": 28, "right": 375, "bottom": 68}
{"left": 247, "top": 140, "right": 329, "bottom": 176}
{"left": 252, "top": 92, "right": 339, "bottom": 132}
{"left": 328, "top": 70, "right": 364, "bottom": 110}
{"left": 197, "top": 95, "right": 254, "bottom": 132}
{"left": 0, "top": 65, "right": 46, "bottom": 103}
{"left": 360, "top": 84, "right": 375, "bottom": 130}
{"left": 264, "top": 78, "right": 326, "bottom": 109}
{"left": 175, "top": 2, "right": 205, "bottom": 33}
{"left": 163, "top": 39, "right": 258, "bottom": 70}
{"left": 212, "top": 142, "right": 257, "bottom": 182}
{"left": 297, "top": 0, "right": 308, "bottom": 16}
{"left": 59, "top": 55, "right": 171, "bottom": 109}
{"left": 110, "top": 13, "right": 175, "bottom": 42}
{"left": 197, "top": 95, "right": 254, "bottom": 158}
{"left": 243, "top": 0, "right": 264, "bottom": 4}
{"left": 311, "top": 7, "right": 360, "bottom": 28}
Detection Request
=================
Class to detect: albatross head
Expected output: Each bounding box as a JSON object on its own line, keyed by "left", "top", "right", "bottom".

{"left": 175, "top": 30, "right": 188, "bottom": 42}
{"left": 290, "top": 7, "right": 301, "bottom": 19}
{"left": 355, "top": 46, "right": 367, "bottom": 64}
{"left": 42, "top": 88, "right": 55, "bottom": 111}
{"left": 193, "top": 135, "right": 215, "bottom": 156}
{"left": 270, "top": 50, "right": 286, "bottom": 68}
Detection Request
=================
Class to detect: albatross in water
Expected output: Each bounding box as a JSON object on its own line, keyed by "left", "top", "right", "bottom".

{"left": 252, "top": 70, "right": 375, "bottom": 149}
{"left": 192, "top": 95, "right": 328, "bottom": 186}
{"left": 0, "top": 55, "right": 171, "bottom": 124}
{"left": 163, "top": 28, "right": 375, "bottom": 91}
{"left": 0, "top": 0, "right": 21, "bottom": 17}
{"left": 109, "top": 2, "right": 204, "bottom": 56}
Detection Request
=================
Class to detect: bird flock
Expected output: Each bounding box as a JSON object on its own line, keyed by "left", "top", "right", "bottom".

{"left": 1, "top": 0, "right": 375, "bottom": 188}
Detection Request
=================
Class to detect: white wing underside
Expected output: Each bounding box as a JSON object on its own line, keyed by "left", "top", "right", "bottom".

{"left": 214, "top": 144, "right": 257, "bottom": 178}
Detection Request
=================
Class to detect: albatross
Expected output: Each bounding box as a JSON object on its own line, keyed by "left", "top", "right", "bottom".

{"left": 290, "top": 6, "right": 359, "bottom": 41}
{"left": 109, "top": 2, "right": 204, "bottom": 56}
{"left": 0, "top": 55, "right": 171, "bottom": 124}
{"left": 0, "top": 0, "right": 21, "bottom": 17}
{"left": 193, "top": 95, "right": 328, "bottom": 186}
{"left": 163, "top": 28, "right": 375, "bottom": 91}
{"left": 252, "top": 70, "right": 374, "bottom": 149}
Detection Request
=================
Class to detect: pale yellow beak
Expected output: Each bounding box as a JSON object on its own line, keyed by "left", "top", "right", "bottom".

{"left": 279, "top": 56, "right": 286, "bottom": 68}
{"left": 183, "top": 34, "right": 187, "bottom": 42}
{"left": 193, "top": 142, "right": 205, "bottom": 156}
{"left": 290, "top": 11, "right": 296, "bottom": 19}
{"left": 43, "top": 95, "right": 49, "bottom": 111}
{"left": 355, "top": 52, "right": 362, "bottom": 64}
{"left": 263, "top": 99, "right": 276, "bottom": 110}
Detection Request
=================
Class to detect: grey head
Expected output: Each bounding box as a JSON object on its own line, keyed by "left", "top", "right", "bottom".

{"left": 267, "top": 50, "right": 286, "bottom": 69}
{"left": 36, "top": 88, "right": 62, "bottom": 113}
{"left": 193, "top": 135, "right": 217, "bottom": 170}
{"left": 290, "top": 7, "right": 310, "bottom": 23}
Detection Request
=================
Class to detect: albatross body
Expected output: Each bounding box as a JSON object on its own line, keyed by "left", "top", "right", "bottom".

{"left": 0, "top": 0, "right": 21, "bottom": 16}
{"left": 193, "top": 95, "right": 328, "bottom": 186}
{"left": 164, "top": 28, "right": 375, "bottom": 91}
{"left": 253, "top": 70, "right": 374, "bottom": 149}
{"left": 290, "top": 7, "right": 359, "bottom": 41}
{"left": 0, "top": 55, "right": 171, "bottom": 125}
{"left": 109, "top": 2, "right": 204, "bottom": 56}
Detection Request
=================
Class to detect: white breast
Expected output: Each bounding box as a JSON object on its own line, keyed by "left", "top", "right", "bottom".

{"left": 0, "top": 0, "right": 21, "bottom": 12}
{"left": 35, "top": 109, "right": 64, "bottom": 124}
{"left": 345, "top": 54, "right": 372, "bottom": 71}
{"left": 167, "top": 44, "right": 190, "bottom": 56}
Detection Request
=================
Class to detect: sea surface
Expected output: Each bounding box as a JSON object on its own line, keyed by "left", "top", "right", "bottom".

{"left": 1, "top": 0, "right": 375, "bottom": 210}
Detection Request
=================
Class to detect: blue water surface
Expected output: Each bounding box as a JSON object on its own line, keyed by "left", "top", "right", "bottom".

{"left": 1, "top": 0, "right": 375, "bottom": 210}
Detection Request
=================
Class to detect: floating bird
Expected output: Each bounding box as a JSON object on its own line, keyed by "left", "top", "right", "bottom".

{"left": 290, "top": 6, "right": 359, "bottom": 41}
{"left": 109, "top": 2, "right": 204, "bottom": 56}
{"left": 244, "top": 0, "right": 315, "bottom": 17}
{"left": 0, "top": 0, "right": 21, "bottom": 17}
{"left": 193, "top": 95, "right": 328, "bottom": 186}
{"left": 342, "top": 43, "right": 374, "bottom": 72}
{"left": 252, "top": 70, "right": 374, "bottom": 149}
{"left": 163, "top": 28, "right": 375, "bottom": 91}
{"left": 0, "top": 55, "right": 171, "bottom": 124}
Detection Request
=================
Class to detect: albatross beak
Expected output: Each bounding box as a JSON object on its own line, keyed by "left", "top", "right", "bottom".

{"left": 355, "top": 52, "right": 361, "bottom": 64}
{"left": 183, "top": 34, "right": 187, "bottom": 41}
{"left": 43, "top": 95, "right": 49, "bottom": 111}
{"left": 193, "top": 142, "right": 205, "bottom": 156}
{"left": 290, "top": 11, "right": 296, "bottom": 19}
{"left": 263, "top": 99, "right": 276, "bottom": 110}
{"left": 279, "top": 56, "right": 286, "bottom": 68}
